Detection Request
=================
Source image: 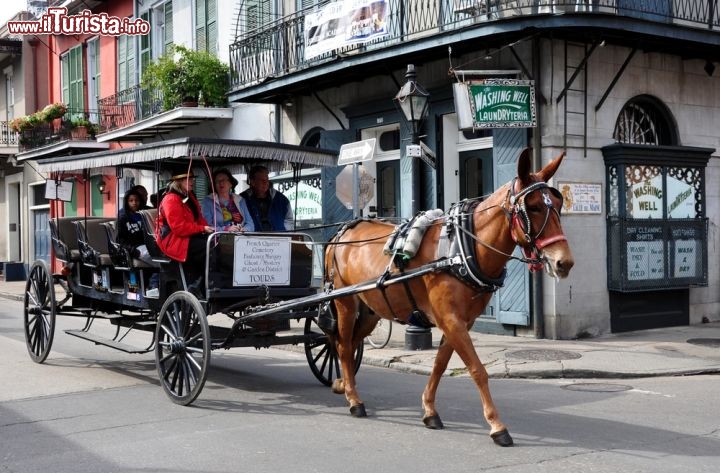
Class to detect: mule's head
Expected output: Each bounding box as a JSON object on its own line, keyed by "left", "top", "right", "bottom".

{"left": 507, "top": 148, "right": 574, "bottom": 279}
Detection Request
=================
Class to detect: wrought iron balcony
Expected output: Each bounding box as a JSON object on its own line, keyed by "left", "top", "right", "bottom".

{"left": 1, "top": 121, "right": 19, "bottom": 147}
{"left": 97, "top": 85, "right": 165, "bottom": 134}
{"left": 16, "top": 109, "right": 103, "bottom": 152}
{"left": 95, "top": 84, "right": 233, "bottom": 142}
{"left": 229, "top": 0, "right": 720, "bottom": 92}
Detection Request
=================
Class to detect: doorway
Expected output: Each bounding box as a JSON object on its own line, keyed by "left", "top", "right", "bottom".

{"left": 376, "top": 160, "right": 400, "bottom": 218}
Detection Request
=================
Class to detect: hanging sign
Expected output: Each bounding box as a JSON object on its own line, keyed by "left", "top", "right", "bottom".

{"left": 454, "top": 79, "right": 536, "bottom": 129}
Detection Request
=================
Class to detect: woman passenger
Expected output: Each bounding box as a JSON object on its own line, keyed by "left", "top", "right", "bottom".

{"left": 117, "top": 188, "right": 153, "bottom": 264}
{"left": 201, "top": 168, "right": 255, "bottom": 232}
{"left": 156, "top": 172, "right": 214, "bottom": 294}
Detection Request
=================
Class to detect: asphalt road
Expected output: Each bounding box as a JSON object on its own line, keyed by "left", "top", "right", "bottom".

{"left": 1, "top": 299, "right": 719, "bottom": 472}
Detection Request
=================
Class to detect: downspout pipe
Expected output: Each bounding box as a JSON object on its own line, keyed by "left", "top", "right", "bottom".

{"left": 531, "top": 36, "right": 545, "bottom": 339}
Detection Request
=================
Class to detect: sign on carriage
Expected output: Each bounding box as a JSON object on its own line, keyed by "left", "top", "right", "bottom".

{"left": 454, "top": 79, "right": 537, "bottom": 129}
{"left": 233, "top": 236, "right": 292, "bottom": 286}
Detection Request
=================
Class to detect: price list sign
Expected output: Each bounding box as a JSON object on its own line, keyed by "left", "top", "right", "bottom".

{"left": 625, "top": 225, "right": 664, "bottom": 281}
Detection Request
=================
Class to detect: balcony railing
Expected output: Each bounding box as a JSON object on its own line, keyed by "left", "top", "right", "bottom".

{"left": 18, "top": 110, "right": 103, "bottom": 152}
{"left": 97, "top": 85, "right": 171, "bottom": 134}
{"left": 1, "top": 121, "right": 19, "bottom": 147}
{"left": 230, "top": 0, "right": 720, "bottom": 90}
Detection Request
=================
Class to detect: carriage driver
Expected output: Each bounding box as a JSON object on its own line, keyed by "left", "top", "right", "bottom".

{"left": 156, "top": 171, "right": 214, "bottom": 296}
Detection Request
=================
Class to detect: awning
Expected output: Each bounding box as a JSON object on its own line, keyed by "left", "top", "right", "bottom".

{"left": 35, "top": 137, "right": 338, "bottom": 174}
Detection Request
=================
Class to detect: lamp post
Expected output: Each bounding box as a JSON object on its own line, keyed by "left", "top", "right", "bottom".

{"left": 394, "top": 64, "right": 433, "bottom": 351}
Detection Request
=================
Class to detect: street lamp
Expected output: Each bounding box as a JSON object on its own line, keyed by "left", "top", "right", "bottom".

{"left": 393, "top": 64, "right": 430, "bottom": 145}
{"left": 394, "top": 64, "right": 433, "bottom": 351}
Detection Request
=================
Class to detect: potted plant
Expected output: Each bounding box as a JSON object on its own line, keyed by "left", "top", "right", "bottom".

{"left": 142, "top": 45, "right": 230, "bottom": 110}
{"left": 41, "top": 102, "right": 68, "bottom": 122}
{"left": 9, "top": 116, "right": 32, "bottom": 133}
{"left": 70, "top": 117, "right": 95, "bottom": 140}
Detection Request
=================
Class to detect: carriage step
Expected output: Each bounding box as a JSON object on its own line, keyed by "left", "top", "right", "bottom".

{"left": 64, "top": 329, "right": 150, "bottom": 353}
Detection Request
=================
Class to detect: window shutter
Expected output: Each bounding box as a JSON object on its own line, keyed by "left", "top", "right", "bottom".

{"left": 207, "top": 0, "right": 217, "bottom": 53}
{"left": 61, "top": 53, "right": 70, "bottom": 104}
{"left": 140, "top": 11, "right": 152, "bottom": 75}
{"left": 118, "top": 36, "right": 127, "bottom": 91}
{"left": 69, "top": 45, "right": 84, "bottom": 117}
{"left": 195, "top": 0, "right": 207, "bottom": 52}
{"left": 164, "top": 1, "right": 173, "bottom": 54}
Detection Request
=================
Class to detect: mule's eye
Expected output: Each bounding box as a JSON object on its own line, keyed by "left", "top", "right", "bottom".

{"left": 526, "top": 203, "right": 542, "bottom": 213}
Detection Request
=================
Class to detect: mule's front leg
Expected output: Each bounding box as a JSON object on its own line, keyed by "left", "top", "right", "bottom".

{"left": 440, "top": 322, "right": 514, "bottom": 447}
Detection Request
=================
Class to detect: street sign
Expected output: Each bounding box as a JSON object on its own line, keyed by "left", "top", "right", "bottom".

{"left": 335, "top": 164, "right": 375, "bottom": 212}
{"left": 337, "top": 138, "right": 376, "bottom": 165}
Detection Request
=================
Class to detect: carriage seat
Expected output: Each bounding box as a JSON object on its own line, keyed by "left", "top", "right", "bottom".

{"left": 74, "top": 218, "right": 114, "bottom": 267}
{"left": 102, "top": 221, "right": 158, "bottom": 269}
{"left": 49, "top": 217, "right": 83, "bottom": 262}
{"left": 138, "top": 209, "right": 171, "bottom": 264}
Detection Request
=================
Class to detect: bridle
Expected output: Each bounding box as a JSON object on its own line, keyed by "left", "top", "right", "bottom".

{"left": 506, "top": 178, "right": 567, "bottom": 271}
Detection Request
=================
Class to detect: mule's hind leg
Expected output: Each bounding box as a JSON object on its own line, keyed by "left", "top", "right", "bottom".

{"left": 332, "top": 295, "right": 367, "bottom": 417}
{"left": 438, "top": 320, "right": 514, "bottom": 447}
{"left": 421, "top": 335, "right": 452, "bottom": 430}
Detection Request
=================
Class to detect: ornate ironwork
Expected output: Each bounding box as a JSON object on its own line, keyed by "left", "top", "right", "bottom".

{"left": 229, "top": 0, "right": 720, "bottom": 91}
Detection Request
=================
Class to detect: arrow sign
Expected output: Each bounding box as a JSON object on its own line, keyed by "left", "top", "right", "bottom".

{"left": 337, "top": 138, "right": 376, "bottom": 165}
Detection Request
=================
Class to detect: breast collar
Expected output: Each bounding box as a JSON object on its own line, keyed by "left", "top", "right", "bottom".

{"left": 436, "top": 200, "right": 506, "bottom": 292}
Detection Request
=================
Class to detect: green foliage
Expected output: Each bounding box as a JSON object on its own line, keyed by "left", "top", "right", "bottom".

{"left": 142, "top": 45, "right": 230, "bottom": 110}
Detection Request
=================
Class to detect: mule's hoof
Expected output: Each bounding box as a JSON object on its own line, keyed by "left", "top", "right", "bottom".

{"left": 331, "top": 379, "right": 344, "bottom": 395}
{"left": 350, "top": 404, "right": 367, "bottom": 418}
{"left": 423, "top": 415, "right": 444, "bottom": 430}
{"left": 490, "top": 429, "right": 514, "bottom": 447}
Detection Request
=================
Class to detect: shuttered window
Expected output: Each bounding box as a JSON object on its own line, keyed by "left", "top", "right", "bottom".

{"left": 195, "top": 0, "right": 217, "bottom": 53}
{"left": 140, "top": 11, "right": 152, "bottom": 75}
{"left": 118, "top": 33, "right": 136, "bottom": 92}
{"left": 164, "top": 0, "right": 173, "bottom": 54}
{"left": 61, "top": 45, "right": 84, "bottom": 120}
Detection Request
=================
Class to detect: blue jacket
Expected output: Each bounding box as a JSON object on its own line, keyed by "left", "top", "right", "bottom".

{"left": 240, "top": 188, "right": 294, "bottom": 231}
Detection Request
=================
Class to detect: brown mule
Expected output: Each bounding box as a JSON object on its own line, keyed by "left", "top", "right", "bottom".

{"left": 325, "top": 148, "right": 574, "bottom": 446}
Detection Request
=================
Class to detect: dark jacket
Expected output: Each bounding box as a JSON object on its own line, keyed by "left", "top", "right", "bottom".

{"left": 240, "top": 188, "right": 293, "bottom": 231}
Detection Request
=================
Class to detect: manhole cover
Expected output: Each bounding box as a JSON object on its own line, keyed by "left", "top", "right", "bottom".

{"left": 505, "top": 349, "right": 582, "bottom": 361}
{"left": 686, "top": 338, "right": 720, "bottom": 348}
{"left": 563, "top": 383, "right": 633, "bottom": 393}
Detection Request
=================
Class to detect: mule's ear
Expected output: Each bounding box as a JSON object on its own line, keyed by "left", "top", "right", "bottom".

{"left": 536, "top": 151, "right": 566, "bottom": 182}
{"left": 517, "top": 148, "right": 532, "bottom": 184}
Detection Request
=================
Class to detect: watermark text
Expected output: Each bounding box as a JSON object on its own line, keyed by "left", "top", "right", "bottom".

{"left": 8, "top": 8, "right": 150, "bottom": 36}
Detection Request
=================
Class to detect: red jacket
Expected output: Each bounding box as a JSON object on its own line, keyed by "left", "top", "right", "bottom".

{"left": 156, "top": 191, "right": 208, "bottom": 262}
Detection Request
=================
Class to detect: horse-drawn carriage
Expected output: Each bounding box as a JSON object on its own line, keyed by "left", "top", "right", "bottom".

{"left": 24, "top": 138, "right": 362, "bottom": 406}
{"left": 24, "top": 140, "right": 574, "bottom": 446}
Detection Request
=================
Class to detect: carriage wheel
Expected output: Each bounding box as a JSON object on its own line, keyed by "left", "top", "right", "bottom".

{"left": 23, "top": 260, "right": 57, "bottom": 363}
{"left": 304, "top": 315, "right": 363, "bottom": 387}
{"left": 155, "top": 291, "right": 211, "bottom": 406}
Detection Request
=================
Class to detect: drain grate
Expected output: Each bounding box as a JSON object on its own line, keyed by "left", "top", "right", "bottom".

{"left": 505, "top": 349, "right": 582, "bottom": 361}
{"left": 686, "top": 338, "right": 720, "bottom": 348}
{"left": 563, "top": 383, "right": 633, "bottom": 393}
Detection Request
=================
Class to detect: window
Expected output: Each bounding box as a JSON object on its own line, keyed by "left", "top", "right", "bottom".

{"left": 61, "top": 45, "right": 84, "bottom": 119}
{"left": 164, "top": 1, "right": 173, "bottom": 54}
{"left": 117, "top": 33, "right": 136, "bottom": 92}
{"left": 195, "top": 0, "right": 218, "bottom": 53}
{"left": 613, "top": 95, "right": 677, "bottom": 146}
{"left": 86, "top": 37, "right": 100, "bottom": 118}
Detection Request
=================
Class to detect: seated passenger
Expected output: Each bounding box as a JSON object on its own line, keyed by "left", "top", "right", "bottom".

{"left": 156, "top": 172, "right": 214, "bottom": 294}
{"left": 240, "top": 165, "right": 294, "bottom": 231}
{"left": 117, "top": 188, "right": 154, "bottom": 265}
{"left": 201, "top": 168, "right": 255, "bottom": 232}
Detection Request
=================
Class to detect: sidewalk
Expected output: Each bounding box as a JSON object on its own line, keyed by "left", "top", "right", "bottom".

{"left": 4, "top": 278, "right": 719, "bottom": 379}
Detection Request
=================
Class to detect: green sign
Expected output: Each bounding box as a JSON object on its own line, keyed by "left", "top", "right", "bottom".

{"left": 469, "top": 79, "right": 536, "bottom": 128}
